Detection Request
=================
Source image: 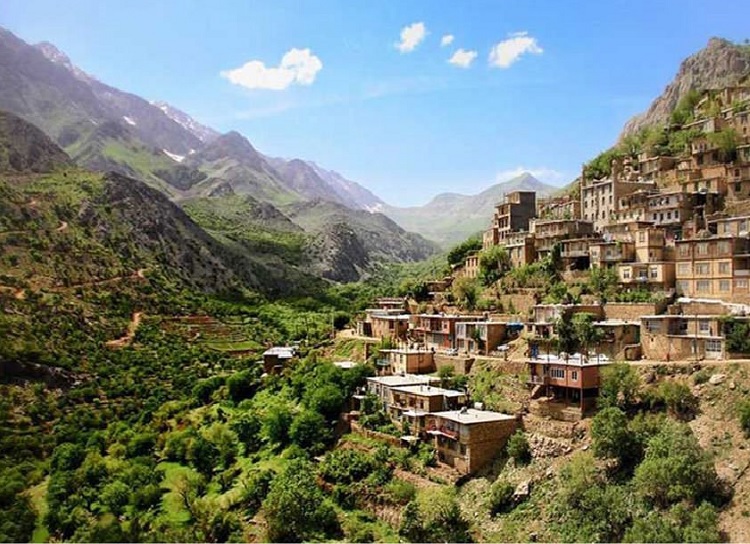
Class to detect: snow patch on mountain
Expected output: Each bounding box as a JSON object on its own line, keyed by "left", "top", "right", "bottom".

{"left": 122, "top": 115, "right": 136, "bottom": 126}
{"left": 163, "top": 149, "right": 185, "bottom": 162}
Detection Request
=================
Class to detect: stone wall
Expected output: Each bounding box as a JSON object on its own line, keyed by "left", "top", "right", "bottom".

{"left": 435, "top": 354, "right": 474, "bottom": 375}
{"left": 466, "top": 418, "right": 518, "bottom": 473}
{"left": 604, "top": 301, "right": 668, "bottom": 321}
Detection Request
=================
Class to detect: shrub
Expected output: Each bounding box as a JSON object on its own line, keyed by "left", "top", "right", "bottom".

{"left": 488, "top": 479, "right": 515, "bottom": 516}
{"left": 739, "top": 400, "right": 750, "bottom": 437}
{"left": 506, "top": 431, "right": 531, "bottom": 464}
{"left": 591, "top": 407, "right": 635, "bottom": 464}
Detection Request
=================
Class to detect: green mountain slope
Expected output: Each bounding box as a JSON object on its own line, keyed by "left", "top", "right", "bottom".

{"left": 381, "top": 173, "right": 557, "bottom": 247}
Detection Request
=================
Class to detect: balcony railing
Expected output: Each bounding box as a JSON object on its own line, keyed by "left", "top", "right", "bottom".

{"left": 426, "top": 425, "right": 458, "bottom": 440}
{"left": 736, "top": 269, "right": 750, "bottom": 276}
{"left": 527, "top": 375, "right": 548, "bottom": 385}
{"left": 561, "top": 250, "right": 589, "bottom": 258}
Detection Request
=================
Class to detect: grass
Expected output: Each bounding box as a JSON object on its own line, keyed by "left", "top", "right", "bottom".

{"left": 26, "top": 477, "right": 49, "bottom": 544}
{"left": 205, "top": 340, "right": 263, "bottom": 352}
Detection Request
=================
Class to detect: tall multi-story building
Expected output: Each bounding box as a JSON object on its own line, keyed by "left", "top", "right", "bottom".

{"left": 483, "top": 191, "right": 537, "bottom": 249}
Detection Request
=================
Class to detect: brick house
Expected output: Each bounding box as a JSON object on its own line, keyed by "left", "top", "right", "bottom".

{"left": 674, "top": 235, "right": 750, "bottom": 299}
{"left": 413, "top": 314, "right": 485, "bottom": 351}
{"left": 368, "top": 313, "right": 410, "bottom": 341}
{"left": 365, "top": 374, "right": 441, "bottom": 411}
{"left": 493, "top": 191, "right": 537, "bottom": 239}
{"left": 455, "top": 321, "right": 507, "bottom": 355}
{"left": 425, "top": 408, "right": 517, "bottom": 474}
{"left": 527, "top": 353, "right": 611, "bottom": 414}
{"left": 262, "top": 346, "right": 297, "bottom": 374}
{"left": 504, "top": 232, "right": 537, "bottom": 268}
{"left": 378, "top": 348, "right": 435, "bottom": 375}
{"left": 389, "top": 385, "right": 466, "bottom": 433}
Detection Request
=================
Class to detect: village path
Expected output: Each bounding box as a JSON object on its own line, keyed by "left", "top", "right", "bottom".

{"left": 106, "top": 311, "right": 144, "bottom": 349}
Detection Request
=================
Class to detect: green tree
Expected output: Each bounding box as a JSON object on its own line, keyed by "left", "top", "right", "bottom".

{"left": 289, "top": 409, "right": 330, "bottom": 454}
{"left": 599, "top": 363, "right": 640, "bottom": 410}
{"left": 589, "top": 266, "right": 618, "bottom": 303}
{"left": 479, "top": 245, "right": 511, "bottom": 286}
{"left": 447, "top": 237, "right": 483, "bottom": 267}
{"left": 633, "top": 422, "right": 717, "bottom": 508}
{"left": 452, "top": 276, "right": 480, "bottom": 311}
{"left": 572, "top": 312, "right": 604, "bottom": 361}
{"left": 554, "top": 311, "right": 579, "bottom": 360}
{"left": 739, "top": 400, "right": 750, "bottom": 437}
{"left": 438, "top": 365, "right": 455, "bottom": 388}
{"left": 506, "top": 430, "right": 531, "bottom": 464}
{"left": 591, "top": 407, "right": 636, "bottom": 464}
{"left": 262, "top": 460, "right": 339, "bottom": 542}
{"left": 488, "top": 479, "right": 515, "bottom": 516}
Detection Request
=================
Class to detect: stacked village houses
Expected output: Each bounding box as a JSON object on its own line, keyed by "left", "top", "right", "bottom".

{"left": 351, "top": 84, "right": 750, "bottom": 471}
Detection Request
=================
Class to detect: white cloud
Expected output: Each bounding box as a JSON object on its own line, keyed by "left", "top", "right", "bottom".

{"left": 488, "top": 32, "right": 543, "bottom": 68}
{"left": 396, "top": 22, "right": 427, "bottom": 53}
{"left": 495, "top": 167, "right": 567, "bottom": 186}
{"left": 448, "top": 49, "right": 477, "bottom": 69}
{"left": 440, "top": 34, "right": 454, "bottom": 47}
{"left": 221, "top": 48, "right": 323, "bottom": 91}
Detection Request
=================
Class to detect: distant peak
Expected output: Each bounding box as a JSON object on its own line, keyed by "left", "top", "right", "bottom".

{"left": 34, "top": 40, "right": 96, "bottom": 83}
{"left": 706, "top": 36, "right": 733, "bottom": 49}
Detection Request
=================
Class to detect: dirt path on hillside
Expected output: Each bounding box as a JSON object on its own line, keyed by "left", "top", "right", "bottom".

{"left": 106, "top": 312, "right": 143, "bottom": 349}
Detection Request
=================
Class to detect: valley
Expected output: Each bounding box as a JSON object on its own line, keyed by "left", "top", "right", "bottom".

{"left": 1, "top": 12, "right": 750, "bottom": 544}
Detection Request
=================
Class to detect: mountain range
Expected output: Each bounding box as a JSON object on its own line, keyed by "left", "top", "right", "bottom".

{"left": 380, "top": 173, "right": 557, "bottom": 246}
{"left": 0, "top": 27, "right": 443, "bottom": 281}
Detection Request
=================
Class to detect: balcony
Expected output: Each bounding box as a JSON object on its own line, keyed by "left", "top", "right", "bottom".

{"left": 426, "top": 424, "right": 458, "bottom": 440}
{"left": 735, "top": 269, "right": 750, "bottom": 277}
{"left": 561, "top": 250, "right": 589, "bottom": 258}
{"left": 601, "top": 252, "right": 625, "bottom": 262}
{"left": 527, "top": 375, "right": 548, "bottom": 386}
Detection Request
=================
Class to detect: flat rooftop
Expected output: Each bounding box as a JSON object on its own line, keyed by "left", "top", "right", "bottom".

{"left": 380, "top": 348, "right": 434, "bottom": 354}
{"left": 263, "top": 347, "right": 296, "bottom": 358}
{"left": 529, "top": 353, "right": 612, "bottom": 366}
{"left": 391, "top": 385, "right": 465, "bottom": 398}
{"left": 432, "top": 408, "right": 515, "bottom": 424}
{"left": 367, "top": 374, "right": 441, "bottom": 387}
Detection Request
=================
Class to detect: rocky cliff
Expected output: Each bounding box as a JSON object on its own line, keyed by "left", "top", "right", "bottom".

{"left": 620, "top": 38, "right": 750, "bottom": 139}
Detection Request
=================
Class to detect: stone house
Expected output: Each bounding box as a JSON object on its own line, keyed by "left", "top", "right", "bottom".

{"left": 425, "top": 408, "right": 517, "bottom": 475}
{"left": 640, "top": 314, "right": 728, "bottom": 361}
{"left": 493, "top": 191, "right": 537, "bottom": 239}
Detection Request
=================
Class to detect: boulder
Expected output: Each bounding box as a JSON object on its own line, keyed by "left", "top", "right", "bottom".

{"left": 709, "top": 373, "right": 726, "bottom": 385}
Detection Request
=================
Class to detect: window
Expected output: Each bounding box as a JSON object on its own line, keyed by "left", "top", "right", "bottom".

{"left": 706, "top": 339, "right": 722, "bottom": 353}
{"left": 718, "top": 241, "right": 730, "bottom": 254}
{"left": 639, "top": 231, "right": 646, "bottom": 242}
{"left": 679, "top": 244, "right": 690, "bottom": 257}
{"left": 645, "top": 320, "right": 660, "bottom": 333}
{"left": 650, "top": 266, "right": 659, "bottom": 279}
{"left": 667, "top": 212, "right": 672, "bottom": 220}
{"left": 696, "top": 263, "right": 710, "bottom": 275}
{"left": 699, "top": 320, "right": 710, "bottom": 334}
{"left": 622, "top": 268, "right": 631, "bottom": 279}
{"left": 736, "top": 182, "right": 742, "bottom": 193}
{"left": 678, "top": 263, "right": 691, "bottom": 276}
{"left": 550, "top": 368, "right": 565, "bottom": 379}
{"left": 737, "top": 279, "right": 749, "bottom": 289}
{"left": 571, "top": 371, "right": 578, "bottom": 381}
{"left": 697, "top": 280, "right": 710, "bottom": 292}
{"left": 720, "top": 280, "right": 730, "bottom": 292}
{"left": 677, "top": 280, "right": 690, "bottom": 294}
{"left": 719, "top": 262, "right": 730, "bottom": 274}
{"left": 697, "top": 243, "right": 708, "bottom": 255}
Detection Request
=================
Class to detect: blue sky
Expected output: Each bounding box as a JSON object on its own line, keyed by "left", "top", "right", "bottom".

{"left": 2, "top": 1, "right": 748, "bottom": 206}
